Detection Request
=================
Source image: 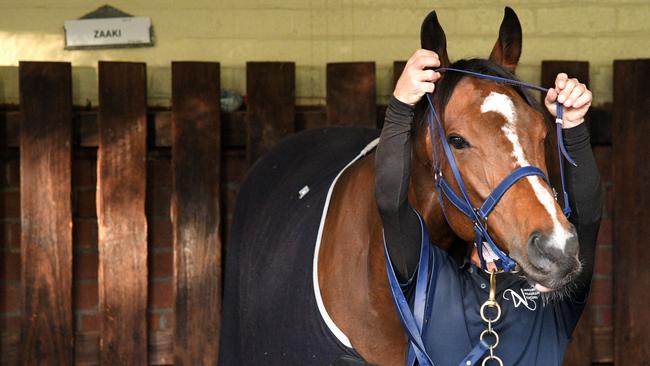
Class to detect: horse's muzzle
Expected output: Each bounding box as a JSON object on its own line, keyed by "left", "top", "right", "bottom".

{"left": 525, "top": 226, "right": 580, "bottom": 290}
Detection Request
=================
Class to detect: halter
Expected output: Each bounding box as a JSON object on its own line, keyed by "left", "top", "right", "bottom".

{"left": 426, "top": 67, "right": 577, "bottom": 272}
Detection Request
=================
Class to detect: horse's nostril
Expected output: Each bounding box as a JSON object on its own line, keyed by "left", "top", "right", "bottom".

{"left": 527, "top": 230, "right": 580, "bottom": 278}
{"left": 528, "top": 232, "right": 542, "bottom": 250}
{"left": 527, "top": 232, "right": 554, "bottom": 273}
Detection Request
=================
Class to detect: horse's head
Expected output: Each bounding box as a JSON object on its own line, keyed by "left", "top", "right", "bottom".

{"left": 418, "top": 8, "right": 581, "bottom": 292}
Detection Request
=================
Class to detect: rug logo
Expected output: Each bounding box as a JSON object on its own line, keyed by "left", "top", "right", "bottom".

{"left": 502, "top": 287, "right": 539, "bottom": 311}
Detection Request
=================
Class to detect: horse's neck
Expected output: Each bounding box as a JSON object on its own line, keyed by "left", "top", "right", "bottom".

{"left": 410, "top": 130, "right": 457, "bottom": 250}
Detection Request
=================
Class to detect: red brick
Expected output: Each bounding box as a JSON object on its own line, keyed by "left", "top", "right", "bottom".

{"left": 148, "top": 159, "right": 171, "bottom": 187}
{"left": 73, "top": 158, "right": 97, "bottom": 188}
{"left": 149, "top": 220, "right": 172, "bottom": 248}
{"left": 146, "top": 186, "right": 171, "bottom": 218}
{"left": 2, "top": 191, "right": 20, "bottom": 219}
{"left": 0, "top": 314, "right": 21, "bottom": 332}
{"left": 148, "top": 312, "right": 161, "bottom": 331}
{"left": 74, "top": 252, "right": 98, "bottom": 280}
{"left": 73, "top": 220, "right": 98, "bottom": 249}
{"left": 223, "top": 184, "right": 240, "bottom": 216}
{"left": 147, "top": 312, "right": 172, "bottom": 332}
{"left": 593, "top": 305, "right": 613, "bottom": 328}
{"left": 149, "top": 281, "right": 173, "bottom": 309}
{"left": 223, "top": 152, "right": 249, "bottom": 182}
{"left": 597, "top": 218, "right": 612, "bottom": 245}
{"left": 606, "top": 186, "right": 614, "bottom": 217}
{"left": 590, "top": 277, "right": 612, "bottom": 306}
{"left": 4, "top": 222, "right": 21, "bottom": 250}
{"left": 593, "top": 146, "right": 612, "bottom": 183}
{"left": 2, "top": 159, "right": 20, "bottom": 189}
{"left": 151, "top": 251, "right": 173, "bottom": 279}
{"left": 80, "top": 313, "right": 100, "bottom": 332}
{"left": 74, "top": 282, "right": 98, "bottom": 310}
{"left": 158, "top": 312, "right": 171, "bottom": 330}
{"left": 0, "top": 284, "right": 19, "bottom": 312}
{"left": 0, "top": 251, "right": 20, "bottom": 281}
{"left": 592, "top": 326, "right": 614, "bottom": 362}
{"left": 594, "top": 245, "right": 612, "bottom": 276}
{"left": 75, "top": 190, "right": 96, "bottom": 218}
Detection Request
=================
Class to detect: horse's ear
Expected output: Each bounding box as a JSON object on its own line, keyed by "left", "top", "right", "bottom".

{"left": 421, "top": 10, "right": 450, "bottom": 67}
{"left": 489, "top": 7, "right": 522, "bottom": 72}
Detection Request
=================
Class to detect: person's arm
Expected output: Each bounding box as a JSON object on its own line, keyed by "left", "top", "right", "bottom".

{"left": 375, "top": 97, "right": 421, "bottom": 283}
{"left": 375, "top": 49, "right": 441, "bottom": 283}
{"left": 544, "top": 74, "right": 603, "bottom": 300}
{"left": 564, "top": 123, "right": 603, "bottom": 300}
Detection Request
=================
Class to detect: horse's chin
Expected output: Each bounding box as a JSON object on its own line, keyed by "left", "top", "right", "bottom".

{"left": 514, "top": 260, "right": 583, "bottom": 302}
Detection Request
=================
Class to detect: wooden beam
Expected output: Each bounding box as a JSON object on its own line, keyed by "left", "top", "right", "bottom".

{"left": 612, "top": 59, "right": 650, "bottom": 366}
{"left": 97, "top": 61, "right": 148, "bottom": 365}
{"left": 171, "top": 61, "right": 222, "bottom": 365}
{"left": 2, "top": 106, "right": 384, "bottom": 149}
{"left": 541, "top": 61, "right": 590, "bottom": 90}
{"left": 393, "top": 60, "right": 406, "bottom": 88}
{"left": 327, "top": 62, "right": 376, "bottom": 128}
{"left": 245, "top": 62, "right": 295, "bottom": 163}
{"left": 19, "top": 61, "right": 73, "bottom": 365}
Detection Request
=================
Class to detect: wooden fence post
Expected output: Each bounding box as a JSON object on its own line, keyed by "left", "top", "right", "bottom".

{"left": 19, "top": 61, "right": 73, "bottom": 365}
{"left": 171, "top": 61, "right": 222, "bottom": 365}
{"left": 327, "top": 62, "right": 376, "bottom": 128}
{"left": 393, "top": 61, "right": 406, "bottom": 88}
{"left": 246, "top": 62, "right": 295, "bottom": 164}
{"left": 613, "top": 59, "right": 650, "bottom": 366}
{"left": 97, "top": 61, "right": 148, "bottom": 365}
{"left": 541, "top": 61, "right": 590, "bottom": 90}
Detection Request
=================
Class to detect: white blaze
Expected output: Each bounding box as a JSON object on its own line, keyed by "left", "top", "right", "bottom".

{"left": 480, "top": 92, "right": 572, "bottom": 251}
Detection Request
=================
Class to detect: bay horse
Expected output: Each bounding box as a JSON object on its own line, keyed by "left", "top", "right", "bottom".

{"left": 219, "top": 7, "right": 581, "bottom": 366}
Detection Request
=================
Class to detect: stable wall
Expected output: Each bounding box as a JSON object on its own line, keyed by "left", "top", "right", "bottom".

{"left": 1, "top": 0, "right": 650, "bottom": 107}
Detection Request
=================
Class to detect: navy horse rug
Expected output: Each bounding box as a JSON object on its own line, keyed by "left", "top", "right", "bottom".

{"left": 219, "top": 127, "right": 380, "bottom": 365}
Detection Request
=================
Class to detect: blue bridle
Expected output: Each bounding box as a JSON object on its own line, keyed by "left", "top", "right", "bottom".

{"left": 425, "top": 68, "right": 577, "bottom": 272}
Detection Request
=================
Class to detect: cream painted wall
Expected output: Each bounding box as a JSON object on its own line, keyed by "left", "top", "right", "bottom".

{"left": 1, "top": 0, "right": 649, "bottom": 107}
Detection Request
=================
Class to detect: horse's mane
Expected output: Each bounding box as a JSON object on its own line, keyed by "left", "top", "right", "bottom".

{"left": 413, "top": 58, "right": 548, "bottom": 134}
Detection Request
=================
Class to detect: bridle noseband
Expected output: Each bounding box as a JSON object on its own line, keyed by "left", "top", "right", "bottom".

{"left": 426, "top": 68, "right": 577, "bottom": 272}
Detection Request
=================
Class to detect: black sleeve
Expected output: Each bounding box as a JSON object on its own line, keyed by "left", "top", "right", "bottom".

{"left": 562, "top": 123, "right": 604, "bottom": 301}
{"left": 374, "top": 96, "right": 422, "bottom": 283}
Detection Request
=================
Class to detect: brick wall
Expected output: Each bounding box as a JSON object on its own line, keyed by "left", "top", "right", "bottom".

{"left": 0, "top": 152, "right": 20, "bottom": 363}
{"left": 0, "top": 144, "right": 249, "bottom": 365}
{"left": 1, "top": 1, "right": 650, "bottom": 107}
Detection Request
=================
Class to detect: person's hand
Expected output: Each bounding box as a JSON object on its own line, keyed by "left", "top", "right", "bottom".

{"left": 544, "top": 73, "right": 592, "bottom": 129}
{"left": 393, "top": 49, "right": 442, "bottom": 105}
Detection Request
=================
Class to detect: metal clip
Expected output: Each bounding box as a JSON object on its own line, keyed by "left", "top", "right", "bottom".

{"left": 479, "top": 270, "right": 501, "bottom": 323}
{"left": 479, "top": 270, "right": 504, "bottom": 366}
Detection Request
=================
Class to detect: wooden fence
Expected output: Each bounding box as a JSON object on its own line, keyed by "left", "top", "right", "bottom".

{"left": 0, "top": 59, "right": 647, "bottom": 365}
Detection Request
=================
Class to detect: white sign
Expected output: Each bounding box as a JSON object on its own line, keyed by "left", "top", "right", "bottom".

{"left": 64, "top": 17, "right": 152, "bottom": 49}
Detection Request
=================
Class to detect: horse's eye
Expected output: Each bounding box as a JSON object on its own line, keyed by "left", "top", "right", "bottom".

{"left": 447, "top": 135, "right": 470, "bottom": 149}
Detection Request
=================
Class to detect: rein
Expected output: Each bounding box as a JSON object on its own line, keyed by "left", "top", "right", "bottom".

{"left": 426, "top": 67, "right": 577, "bottom": 272}
{"left": 382, "top": 68, "right": 579, "bottom": 366}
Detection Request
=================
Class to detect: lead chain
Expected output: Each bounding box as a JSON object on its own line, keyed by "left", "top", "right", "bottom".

{"left": 479, "top": 270, "right": 504, "bottom": 366}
